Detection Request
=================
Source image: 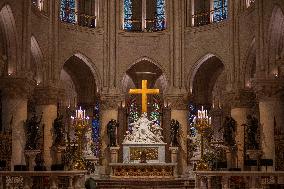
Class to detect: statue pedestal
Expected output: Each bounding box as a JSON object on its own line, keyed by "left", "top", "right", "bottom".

{"left": 246, "top": 150, "right": 262, "bottom": 171}
{"left": 52, "top": 146, "right": 66, "bottom": 164}
{"left": 24, "top": 150, "right": 41, "bottom": 171}
{"left": 110, "top": 147, "right": 120, "bottom": 163}
{"left": 169, "top": 146, "right": 179, "bottom": 176}
{"left": 122, "top": 143, "right": 166, "bottom": 163}
{"left": 169, "top": 146, "right": 179, "bottom": 163}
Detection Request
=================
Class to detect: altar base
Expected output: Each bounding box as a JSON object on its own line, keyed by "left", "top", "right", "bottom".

{"left": 109, "top": 163, "right": 177, "bottom": 178}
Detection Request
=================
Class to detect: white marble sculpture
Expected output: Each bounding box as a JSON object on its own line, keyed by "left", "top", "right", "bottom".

{"left": 84, "top": 126, "right": 94, "bottom": 157}
{"left": 123, "top": 113, "right": 164, "bottom": 144}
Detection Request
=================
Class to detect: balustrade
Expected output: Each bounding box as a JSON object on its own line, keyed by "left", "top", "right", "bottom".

{"left": 0, "top": 171, "right": 86, "bottom": 189}
{"left": 194, "top": 171, "right": 284, "bottom": 189}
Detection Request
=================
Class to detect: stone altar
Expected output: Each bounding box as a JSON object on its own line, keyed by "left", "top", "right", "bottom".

{"left": 122, "top": 113, "right": 166, "bottom": 163}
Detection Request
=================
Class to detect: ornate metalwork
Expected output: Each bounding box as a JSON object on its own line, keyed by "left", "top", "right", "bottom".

{"left": 130, "top": 147, "right": 158, "bottom": 161}
{"left": 112, "top": 165, "right": 174, "bottom": 178}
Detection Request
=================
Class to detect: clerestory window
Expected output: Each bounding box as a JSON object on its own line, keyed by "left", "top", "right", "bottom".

{"left": 123, "top": 0, "right": 166, "bottom": 32}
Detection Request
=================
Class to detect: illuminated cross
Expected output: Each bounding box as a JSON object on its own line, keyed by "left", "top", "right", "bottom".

{"left": 129, "top": 80, "right": 159, "bottom": 113}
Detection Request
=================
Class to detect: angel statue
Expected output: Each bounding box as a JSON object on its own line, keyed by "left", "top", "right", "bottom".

{"left": 25, "top": 112, "right": 43, "bottom": 150}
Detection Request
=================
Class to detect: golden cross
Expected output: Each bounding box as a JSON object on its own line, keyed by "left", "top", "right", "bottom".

{"left": 129, "top": 80, "right": 159, "bottom": 113}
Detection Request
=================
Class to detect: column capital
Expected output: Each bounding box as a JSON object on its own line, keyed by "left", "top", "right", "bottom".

{"left": 164, "top": 93, "right": 188, "bottom": 110}
{"left": 34, "top": 86, "right": 63, "bottom": 105}
{"left": 225, "top": 89, "right": 256, "bottom": 108}
{"left": 252, "top": 79, "right": 284, "bottom": 101}
{"left": 100, "top": 94, "right": 124, "bottom": 110}
{"left": 0, "top": 77, "right": 35, "bottom": 99}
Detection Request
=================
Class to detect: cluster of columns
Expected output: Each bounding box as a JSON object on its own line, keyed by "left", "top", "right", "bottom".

{"left": 0, "top": 78, "right": 62, "bottom": 170}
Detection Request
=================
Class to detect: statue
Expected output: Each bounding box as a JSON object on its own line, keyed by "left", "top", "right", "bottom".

{"left": 245, "top": 115, "right": 260, "bottom": 150}
{"left": 123, "top": 113, "right": 164, "bottom": 144}
{"left": 107, "top": 119, "right": 119, "bottom": 147}
{"left": 53, "top": 114, "right": 65, "bottom": 147}
{"left": 170, "top": 119, "right": 180, "bottom": 147}
{"left": 220, "top": 116, "right": 236, "bottom": 147}
{"left": 84, "top": 125, "right": 94, "bottom": 156}
{"left": 25, "top": 112, "right": 43, "bottom": 150}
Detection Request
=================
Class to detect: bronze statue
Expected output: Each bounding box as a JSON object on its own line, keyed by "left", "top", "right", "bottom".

{"left": 25, "top": 112, "right": 43, "bottom": 150}
{"left": 245, "top": 115, "right": 260, "bottom": 150}
{"left": 107, "top": 119, "right": 119, "bottom": 147}
{"left": 170, "top": 119, "right": 180, "bottom": 147}
{"left": 220, "top": 116, "right": 236, "bottom": 147}
{"left": 53, "top": 114, "right": 65, "bottom": 147}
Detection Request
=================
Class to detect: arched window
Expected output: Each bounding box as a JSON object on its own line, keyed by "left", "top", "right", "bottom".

{"left": 123, "top": 0, "right": 166, "bottom": 32}
{"left": 191, "top": 0, "right": 228, "bottom": 27}
{"left": 60, "top": 0, "right": 77, "bottom": 24}
{"left": 92, "top": 102, "right": 100, "bottom": 158}
{"left": 60, "top": 0, "right": 97, "bottom": 28}
{"left": 213, "top": 0, "right": 228, "bottom": 22}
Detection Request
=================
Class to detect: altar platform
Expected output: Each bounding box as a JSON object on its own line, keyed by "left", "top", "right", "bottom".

{"left": 109, "top": 163, "right": 177, "bottom": 178}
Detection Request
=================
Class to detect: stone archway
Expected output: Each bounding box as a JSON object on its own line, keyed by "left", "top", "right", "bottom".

{"left": 0, "top": 4, "right": 18, "bottom": 75}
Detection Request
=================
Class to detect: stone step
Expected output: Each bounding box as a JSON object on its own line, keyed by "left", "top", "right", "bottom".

{"left": 92, "top": 179, "right": 195, "bottom": 189}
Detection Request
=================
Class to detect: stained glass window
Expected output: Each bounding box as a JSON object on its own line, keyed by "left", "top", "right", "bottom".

{"left": 188, "top": 102, "right": 197, "bottom": 137}
{"left": 155, "top": 0, "right": 166, "bottom": 30}
{"left": 60, "top": 0, "right": 76, "bottom": 24}
{"left": 124, "top": 0, "right": 133, "bottom": 31}
{"left": 92, "top": 102, "right": 100, "bottom": 158}
{"left": 213, "top": 0, "right": 228, "bottom": 23}
{"left": 150, "top": 96, "right": 161, "bottom": 126}
{"left": 128, "top": 96, "right": 139, "bottom": 131}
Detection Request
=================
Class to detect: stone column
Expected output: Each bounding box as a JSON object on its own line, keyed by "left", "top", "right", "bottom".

{"left": 0, "top": 78, "right": 34, "bottom": 170}
{"left": 110, "top": 146, "right": 120, "bottom": 163}
{"left": 253, "top": 79, "right": 284, "bottom": 171}
{"left": 34, "top": 87, "right": 60, "bottom": 170}
{"left": 166, "top": 94, "right": 188, "bottom": 176}
{"left": 100, "top": 95, "right": 121, "bottom": 167}
{"left": 230, "top": 89, "right": 255, "bottom": 170}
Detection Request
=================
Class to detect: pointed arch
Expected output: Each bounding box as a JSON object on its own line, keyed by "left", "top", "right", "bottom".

{"left": 243, "top": 38, "right": 256, "bottom": 88}
{"left": 267, "top": 5, "right": 284, "bottom": 71}
{"left": 0, "top": 4, "right": 18, "bottom": 75}
{"left": 121, "top": 56, "right": 169, "bottom": 93}
{"left": 187, "top": 53, "right": 225, "bottom": 93}
{"left": 31, "top": 36, "right": 44, "bottom": 83}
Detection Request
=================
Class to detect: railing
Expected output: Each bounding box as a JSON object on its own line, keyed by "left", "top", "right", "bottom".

{"left": 123, "top": 18, "right": 166, "bottom": 32}
{"left": 61, "top": 11, "right": 96, "bottom": 29}
{"left": 0, "top": 171, "right": 86, "bottom": 189}
{"left": 194, "top": 171, "right": 284, "bottom": 189}
{"left": 192, "top": 6, "right": 228, "bottom": 27}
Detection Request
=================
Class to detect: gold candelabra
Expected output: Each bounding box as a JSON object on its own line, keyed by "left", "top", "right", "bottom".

{"left": 70, "top": 107, "right": 89, "bottom": 170}
{"left": 193, "top": 106, "right": 212, "bottom": 171}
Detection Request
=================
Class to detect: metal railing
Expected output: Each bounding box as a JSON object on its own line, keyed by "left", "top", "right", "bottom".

{"left": 192, "top": 6, "right": 228, "bottom": 27}
{"left": 123, "top": 18, "right": 166, "bottom": 32}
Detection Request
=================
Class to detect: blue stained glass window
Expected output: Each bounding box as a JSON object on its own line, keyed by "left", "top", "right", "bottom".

{"left": 128, "top": 97, "right": 139, "bottom": 131}
{"left": 156, "top": 0, "right": 166, "bottom": 30}
{"left": 124, "top": 0, "right": 133, "bottom": 30}
{"left": 188, "top": 102, "right": 197, "bottom": 137}
{"left": 60, "top": 0, "right": 76, "bottom": 24}
{"left": 92, "top": 102, "right": 100, "bottom": 158}
{"left": 213, "top": 0, "right": 228, "bottom": 23}
{"left": 150, "top": 100, "right": 161, "bottom": 126}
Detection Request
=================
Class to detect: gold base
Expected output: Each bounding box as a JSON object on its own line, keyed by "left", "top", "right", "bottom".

{"left": 72, "top": 158, "right": 86, "bottom": 170}
{"left": 196, "top": 160, "right": 209, "bottom": 171}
